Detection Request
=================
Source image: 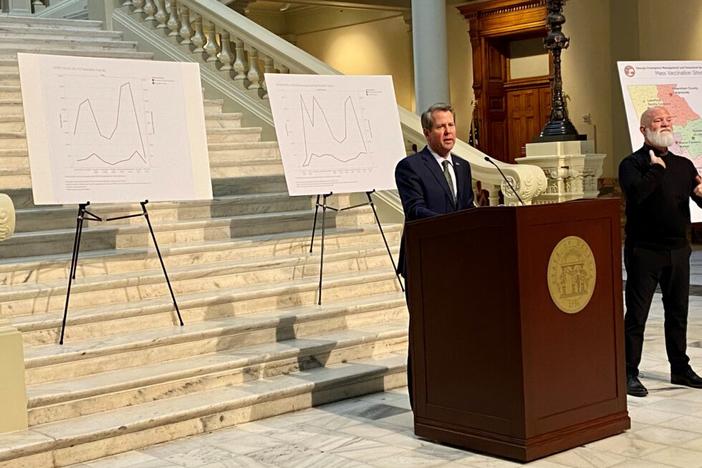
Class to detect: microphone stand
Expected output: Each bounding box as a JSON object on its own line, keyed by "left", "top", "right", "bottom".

{"left": 484, "top": 156, "right": 525, "bottom": 205}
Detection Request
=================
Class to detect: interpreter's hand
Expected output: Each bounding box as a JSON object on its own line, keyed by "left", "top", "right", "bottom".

{"left": 649, "top": 149, "right": 666, "bottom": 168}
{"left": 694, "top": 175, "right": 702, "bottom": 198}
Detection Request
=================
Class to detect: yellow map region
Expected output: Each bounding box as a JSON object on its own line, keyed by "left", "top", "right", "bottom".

{"left": 628, "top": 85, "right": 663, "bottom": 117}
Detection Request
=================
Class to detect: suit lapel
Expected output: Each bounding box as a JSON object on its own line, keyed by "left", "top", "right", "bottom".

{"left": 421, "top": 148, "right": 456, "bottom": 209}
{"left": 452, "top": 155, "right": 465, "bottom": 208}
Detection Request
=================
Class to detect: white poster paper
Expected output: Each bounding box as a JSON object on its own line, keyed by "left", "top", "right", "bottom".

{"left": 18, "top": 53, "right": 212, "bottom": 205}
{"left": 617, "top": 61, "right": 702, "bottom": 221}
{"left": 265, "top": 74, "right": 406, "bottom": 196}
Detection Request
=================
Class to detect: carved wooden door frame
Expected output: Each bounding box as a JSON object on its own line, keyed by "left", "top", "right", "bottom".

{"left": 458, "top": 0, "right": 549, "bottom": 162}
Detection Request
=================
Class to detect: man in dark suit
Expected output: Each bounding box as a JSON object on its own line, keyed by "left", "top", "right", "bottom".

{"left": 395, "top": 102, "right": 475, "bottom": 407}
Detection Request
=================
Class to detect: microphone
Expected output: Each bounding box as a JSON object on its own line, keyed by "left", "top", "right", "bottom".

{"left": 483, "top": 156, "right": 525, "bottom": 206}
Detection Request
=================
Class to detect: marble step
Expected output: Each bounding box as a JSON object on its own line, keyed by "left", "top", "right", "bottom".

{"left": 0, "top": 112, "right": 241, "bottom": 133}
{"left": 0, "top": 57, "right": 18, "bottom": 67}
{"left": 0, "top": 174, "right": 288, "bottom": 208}
{"left": 0, "top": 238, "right": 398, "bottom": 321}
{"left": 0, "top": 98, "right": 22, "bottom": 113}
{"left": 21, "top": 269, "right": 403, "bottom": 384}
{"left": 0, "top": 16, "right": 104, "bottom": 29}
{"left": 0, "top": 152, "right": 281, "bottom": 189}
{"left": 0, "top": 208, "right": 319, "bottom": 259}
{"left": 0, "top": 353, "right": 406, "bottom": 467}
{"left": 203, "top": 98, "right": 224, "bottom": 113}
{"left": 0, "top": 73, "right": 19, "bottom": 85}
{"left": 0, "top": 138, "right": 276, "bottom": 171}
{"left": 26, "top": 310, "right": 408, "bottom": 425}
{"left": 14, "top": 269, "right": 403, "bottom": 348}
{"left": 205, "top": 126, "right": 262, "bottom": 143}
{"left": 203, "top": 112, "right": 242, "bottom": 129}
{"left": 0, "top": 49, "right": 154, "bottom": 60}
{"left": 209, "top": 155, "right": 283, "bottom": 178}
{"left": 0, "top": 94, "right": 227, "bottom": 115}
{"left": 0, "top": 131, "right": 24, "bottom": 148}
{"left": 0, "top": 29, "right": 124, "bottom": 42}
{"left": 14, "top": 193, "right": 312, "bottom": 232}
{"left": 0, "top": 124, "right": 261, "bottom": 143}
{"left": 0, "top": 224, "right": 401, "bottom": 286}
{"left": 207, "top": 141, "right": 280, "bottom": 163}
{"left": 0, "top": 166, "right": 31, "bottom": 189}
{"left": 0, "top": 39, "right": 140, "bottom": 53}
{"left": 17, "top": 272, "right": 402, "bottom": 356}
{"left": 0, "top": 85, "right": 19, "bottom": 98}
{"left": 0, "top": 115, "right": 22, "bottom": 133}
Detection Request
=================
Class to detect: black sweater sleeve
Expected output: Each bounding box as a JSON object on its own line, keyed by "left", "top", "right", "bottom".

{"left": 618, "top": 152, "right": 665, "bottom": 205}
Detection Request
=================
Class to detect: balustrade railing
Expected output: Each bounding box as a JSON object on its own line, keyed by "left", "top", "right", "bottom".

{"left": 118, "top": 0, "right": 547, "bottom": 205}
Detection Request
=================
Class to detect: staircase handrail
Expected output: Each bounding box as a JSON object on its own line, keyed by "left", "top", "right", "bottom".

{"left": 115, "top": 0, "right": 547, "bottom": 204}
{"left": 35, "top": 0, "right": 86, "bottom": 17}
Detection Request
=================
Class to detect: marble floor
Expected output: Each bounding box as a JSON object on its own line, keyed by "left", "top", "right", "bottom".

{"left": 68, "top": 252, "right": 702, "bottom": 468}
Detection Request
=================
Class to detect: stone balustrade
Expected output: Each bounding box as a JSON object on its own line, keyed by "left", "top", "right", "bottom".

{"left": 518, "top": 140, "right": 606, "bottom": 204}
{"left": 117, "top": 0, "right": 547, "bottom": 205}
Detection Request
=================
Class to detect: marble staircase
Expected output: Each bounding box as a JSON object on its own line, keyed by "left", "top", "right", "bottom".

{"left": 0, "top": 15, "right": 406, "bottom": 468}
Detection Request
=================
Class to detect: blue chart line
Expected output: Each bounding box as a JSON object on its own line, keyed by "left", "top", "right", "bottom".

{"left": 71, "top": 82, "right": 148, "bottom": 166}
{"left": 300, "top": 95, "right": 368, "bottom": 167}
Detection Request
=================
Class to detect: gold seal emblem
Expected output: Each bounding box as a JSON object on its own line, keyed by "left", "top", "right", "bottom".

{"left": 547, "top": 236, "right": 596, "bottom": 314}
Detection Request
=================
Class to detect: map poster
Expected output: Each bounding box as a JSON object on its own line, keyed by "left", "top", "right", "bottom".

{"left": 265, "top": 74, "right": 406, "bottom": 196}
{"left": 18, "top": 53, "right": 212, "bottom": 205}
{"left": 617, "top": 61, "right": 702, "bottom": 221}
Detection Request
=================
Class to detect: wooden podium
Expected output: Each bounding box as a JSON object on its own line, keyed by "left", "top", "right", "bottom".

{"left": 404, "top": 198, "right": 630, "bottom": 462}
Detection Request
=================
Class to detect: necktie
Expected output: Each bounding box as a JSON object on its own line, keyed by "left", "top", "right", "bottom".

{"left": 442, "top": 160, "right": 456, "bottom": 203}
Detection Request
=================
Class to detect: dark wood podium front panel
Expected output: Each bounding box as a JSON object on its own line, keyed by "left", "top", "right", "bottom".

{"left": 415, "top": 222, "right": 523, "bottom": 435}
{"left": 520, "top": 213, "right": 624, "bottom": 436}
{"left": 406, "top": 199, "right": 630, "bottom": 462}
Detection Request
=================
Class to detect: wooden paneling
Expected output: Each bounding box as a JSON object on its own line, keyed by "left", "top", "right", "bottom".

{"left": 458, "top": 0, "right": 549, "bottom": 163}
{"left": 506, "top": 84, "right": 551, "bottom": 162}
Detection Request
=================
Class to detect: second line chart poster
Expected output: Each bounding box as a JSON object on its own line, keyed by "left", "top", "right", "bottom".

{"left": 265, "top": 74, "right": 406, "bottom": 196}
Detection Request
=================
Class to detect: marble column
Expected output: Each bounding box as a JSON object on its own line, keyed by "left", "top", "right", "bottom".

{"left": 411, "top": 0, "right": 449, "bottom": 114}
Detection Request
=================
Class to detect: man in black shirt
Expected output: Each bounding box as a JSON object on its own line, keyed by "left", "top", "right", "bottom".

{"left": 620, "top": 106, "right": 702, "bottom": 397}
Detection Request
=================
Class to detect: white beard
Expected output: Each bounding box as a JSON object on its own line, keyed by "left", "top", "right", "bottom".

{"left": 645, "top": 128, "right": 674, "bottom": 148}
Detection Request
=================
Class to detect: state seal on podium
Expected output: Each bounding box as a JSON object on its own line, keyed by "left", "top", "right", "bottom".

{"left": 547, "top": 235, "right": 596, "bottom": 314}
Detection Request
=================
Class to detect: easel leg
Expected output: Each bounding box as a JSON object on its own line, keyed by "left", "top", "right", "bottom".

{"left": 366, "top": 192, "right": 404, "bottom": 292}
{"left": 309, "top": 194, "right": 320, "bottom": 253}
{"left": 317, "top": 194, "right": 329, "bottom": 306}
{"left": 60, "top": 204, "right": 87, "bottom": 345}
{"left": 141, "top": 201, "right": 184, "bottom": 326}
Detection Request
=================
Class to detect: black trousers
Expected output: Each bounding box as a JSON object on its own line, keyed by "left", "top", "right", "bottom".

{"left": 624, "top": 244, "right": 692, "bottom": 377}
{"left": 404, "top": 282, "right": 414, "bottom": 409}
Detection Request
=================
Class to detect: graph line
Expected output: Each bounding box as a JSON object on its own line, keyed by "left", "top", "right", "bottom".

{"left": 76, "top": 150, "right": 145, "bottom": 166}
{"left": 300, "top": 95, "right": 368, "bottom": 167}
{"left": 72, "top": 82, "right": 148, "bottom": 165}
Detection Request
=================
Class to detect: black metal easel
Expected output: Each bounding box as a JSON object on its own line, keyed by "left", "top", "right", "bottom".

{"left": 309, "top": 190, "right": 404, "bottom": 305}
{"left": 59, "top": 200, "right": 183, "bottom": 344}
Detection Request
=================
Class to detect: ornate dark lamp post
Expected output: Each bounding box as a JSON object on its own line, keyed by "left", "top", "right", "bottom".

{"left": 535, "top": 0, "right": 585, "bottom": 142}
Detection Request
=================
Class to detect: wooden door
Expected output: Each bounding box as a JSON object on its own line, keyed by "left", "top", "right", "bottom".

{"left": 505, "top": 84, "right": 550, "bottom": 162}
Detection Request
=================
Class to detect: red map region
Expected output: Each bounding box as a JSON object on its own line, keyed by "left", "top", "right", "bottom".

{"left": 657, "top": 85, "right": 700, "bottom": 126}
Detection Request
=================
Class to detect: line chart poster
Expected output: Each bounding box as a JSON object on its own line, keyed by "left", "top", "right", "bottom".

{"left": 265, "top": 74, "right": 406, "bottom": 196}
{"left": 617, "top": 61, "right": 702, "bottom": 221}
{"left": 18, "top": 53, "right": 212, "bottom": 205}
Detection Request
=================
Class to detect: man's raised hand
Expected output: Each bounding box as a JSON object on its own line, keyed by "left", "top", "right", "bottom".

{"left": 650, "top": 149, "right": 666, "bottom": 168}
{"left": 694, "top": 175, "right": 702, "bottom": 198}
